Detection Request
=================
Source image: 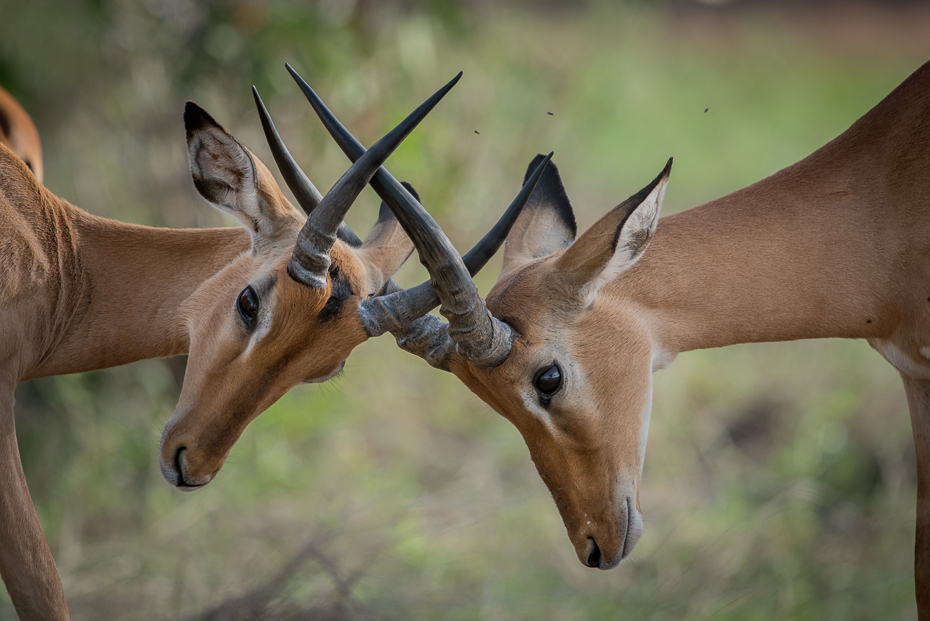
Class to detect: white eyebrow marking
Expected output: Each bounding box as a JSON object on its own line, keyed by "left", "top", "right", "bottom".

{"left": 639, "top": 379, "right": 653, "bottom": 478}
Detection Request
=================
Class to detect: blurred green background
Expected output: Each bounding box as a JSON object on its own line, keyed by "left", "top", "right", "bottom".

{"left": 2, "top": 0, "right": 929, "bottom": 619}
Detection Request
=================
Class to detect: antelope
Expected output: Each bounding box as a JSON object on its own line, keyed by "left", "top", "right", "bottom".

{"left": 0, "top": 85, "right": 43, "bottom": 183}
{"left": 1, "top": 71, "right": 548, "bottom": 619}
{"left": 303, "top": 62, "right": 930, "bottom": 612}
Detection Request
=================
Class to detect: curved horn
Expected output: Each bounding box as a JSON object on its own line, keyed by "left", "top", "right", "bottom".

{"left": 252, "top": 86, "right": 323, "bottom": 215}
{"left": 287, "top": 73, "right": 460, "bottom": 288}
{"left": 359, "top": 155, "right": 552, "bottom": 370}
{"left": 252, "top": 86, "right": 361, "bottom": 246}
{"left": 358, "top": 154, "right": 552, "bottom": 330}
{"left": 287, "top": 63, "right": 548, "bottom": 280}
{"left": 286, "top": 65, "right": 551, "bottom": 366}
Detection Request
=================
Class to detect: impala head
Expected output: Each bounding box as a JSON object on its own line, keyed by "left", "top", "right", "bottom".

{"left": 0, "top": 85, "right": 43, "bottom": 183}
{"left": 159, "top": 75, "right": 455, "bottom": 490}
{"left": 462, "top": 158, "right": 670, "bottom": 568}
{"left": 375, "top": 154, "right": 671, "bottom": 569}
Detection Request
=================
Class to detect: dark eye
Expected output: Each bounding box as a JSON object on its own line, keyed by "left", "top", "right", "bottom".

{"left": 236, "top": 285, "right": 259, "bottom": 327}
{"left": 534, "top": 363, "right": 562, "bottom": 400}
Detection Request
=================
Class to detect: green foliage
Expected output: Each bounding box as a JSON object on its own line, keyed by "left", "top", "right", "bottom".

{"left": 1, "top": 1, "right": 927, "bottom": 618}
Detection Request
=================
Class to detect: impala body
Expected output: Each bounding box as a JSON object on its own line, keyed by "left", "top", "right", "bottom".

{"left": 0, "top": 91, "right": 424, "bottom": 619}
{"left": 340, "top": 61, "right": 930, "bottom": 614}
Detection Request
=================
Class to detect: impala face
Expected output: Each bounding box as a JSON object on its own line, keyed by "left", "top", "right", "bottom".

{"left": 159, "top": 103, "right": 413, "bottom": 490}
{"left": 446, "top": 157, "right": 670, "bottom": 568}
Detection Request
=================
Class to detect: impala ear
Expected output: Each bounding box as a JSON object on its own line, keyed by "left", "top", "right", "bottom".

{"left": 185, "top": 102, "right": 301, "bottom": 251}
{"left": 500, "top": 155, "right": 577, "bottom": 278}
{"left": 354, "top": 183, "right": 418, "bottom": 295}
{"left": 554, "top": 159, "right": 671, "bottom": 302}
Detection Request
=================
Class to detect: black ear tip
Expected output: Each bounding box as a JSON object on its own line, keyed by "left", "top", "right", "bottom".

{"left": 376, "top": 200, "right": 397, "bottom": 224}
{"left": 184, "top": 101, "right": 219, "bottom": 135}
{"left": 400, "top": 181, "right": 421, "bottom": 203}
{"left": 524, "top": 153, "right": 560, "bottom": 184}
{"left": 662, "top": 157, "right": 673, "bottom": 178}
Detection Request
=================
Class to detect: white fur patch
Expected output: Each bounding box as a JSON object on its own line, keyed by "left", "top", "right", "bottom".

{"left": 639, "top": 380, "right": 653, "bottom": 478}
{"left": 190, "top": 129, "right": 264, "bottom": 239}
{"left": 651, "top": 345, "right": 676, "bottom": 372}
{"left": 522, "top": 391, "right": 557, "bottom": 433}
{"left": 242, "top": 311, "right": 273, "bottom": 358}
{"left": 873, "top": 339, "right": 930, "bottom": 380}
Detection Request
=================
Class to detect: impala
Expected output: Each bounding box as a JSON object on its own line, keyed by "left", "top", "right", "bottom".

{"left": 0, "top": 85, "right": 42, "bottom": 182}
{"left": 305, "top": 62, "right": 930, "bottom": 612}
{"left": 1, "top": 72, "right": 548, "bottom": 619}
{"left": 1, "top": 103, "right": 411, "bottom": 620}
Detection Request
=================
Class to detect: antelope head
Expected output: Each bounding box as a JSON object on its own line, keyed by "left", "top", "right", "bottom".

{"left": 159, "top": 76, "right": 448, "bottom": 490}
{"left": 160, "top": 70, "right": 553, "bottom": 492}
{"left": 347, "top": 140, "right": 671, "bottom": 569}
{"left": 463, "top": 158, "right": 671, "bottom": 569}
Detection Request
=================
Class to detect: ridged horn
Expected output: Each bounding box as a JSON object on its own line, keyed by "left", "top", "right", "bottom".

{"left": 357, "top": 153, "right": 552, "bottom": 334}
{"left": 287, "top": 63, "right": 548, "bottom": 280}
{"left": 286, "top": 73, "right": 459, "bottom": 289}
{"left": 286, "top": 65, "right": 551, "bottom": 366}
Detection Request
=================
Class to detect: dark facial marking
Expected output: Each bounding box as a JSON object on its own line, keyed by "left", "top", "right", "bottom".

{"left": 318, "top": 264, "right": 356, "bottom": 323}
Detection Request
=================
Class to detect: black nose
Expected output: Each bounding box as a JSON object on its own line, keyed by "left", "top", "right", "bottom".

{"left": 586, "top": 538, "right": 602, "bottom": 568}
{"left": 174, "top": 447, "right": 188, "bottom": 487}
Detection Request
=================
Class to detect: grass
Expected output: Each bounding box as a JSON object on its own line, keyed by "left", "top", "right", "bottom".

{"left": 2, "top": 1, "right": 928, "bottom": 618}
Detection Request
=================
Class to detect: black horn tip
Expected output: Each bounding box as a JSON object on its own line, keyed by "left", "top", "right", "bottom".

{"left": 251, "top": 86, "right": 273, "bottom": 129}
{"left": 437, "top": 71, "right": 464, "bottom": 98}
{"left": 285, "top": 62, "right": 303, "bottom": 84}
{"left": 251, "top": 86, "right": 268, "bottom": 119}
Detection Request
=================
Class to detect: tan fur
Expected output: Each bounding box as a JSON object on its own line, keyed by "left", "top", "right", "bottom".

{"left": 0, "top": 102, "right": 410, "bottom": 618}
{"left": 440, "top": 60, "right": 930, "bottom": 606}
{"left": 0, "top": 86, "right": 42, "bottom": 183}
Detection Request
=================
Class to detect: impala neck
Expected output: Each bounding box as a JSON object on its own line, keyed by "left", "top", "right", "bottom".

{"left": 616, "top": 62, "right": 930, "bottom": 357}
{"left": 25, "top": 199, "right": 248, "bottom": 380}
{"left": 621, "top": 169, "right": 888, "bottom": 356}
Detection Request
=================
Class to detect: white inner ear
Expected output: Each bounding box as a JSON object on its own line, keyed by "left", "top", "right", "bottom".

{"left": 190, "top": 130, "right": 262, "bottom": 234}
{"left": 501, "top": 208, "right": 575, "bottom": 280}
{"left": 581, "top": 178, "right": 667, "bottom": 303}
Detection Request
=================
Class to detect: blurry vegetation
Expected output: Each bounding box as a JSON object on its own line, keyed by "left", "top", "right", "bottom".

{"left": 1, "top": 0, "right": 929, "bottom": 618}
